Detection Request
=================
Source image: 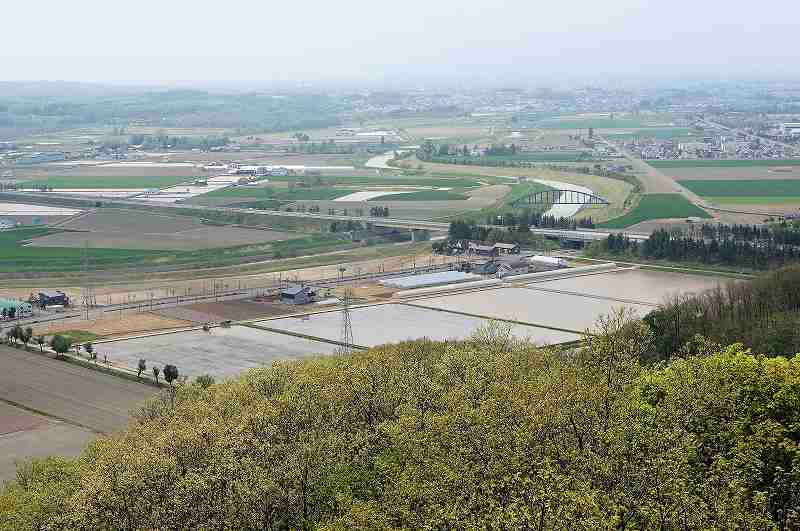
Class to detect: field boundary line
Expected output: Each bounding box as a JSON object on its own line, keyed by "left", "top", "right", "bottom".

{"left": 241, "top": 322, "right": 369, "bottom": 350}
{"left": 93, "top": 325, "right": 208, "bottom": 344}
{"left": 520, "top": 285, "right": 659, "bottom": 307}
{"left": 0, "top": 396, "right": 103, "bottom": 435}
{"left": 399, "top": 302, "right": 586, "bottom": 336}
{"left": 560, "top": 255, "right": 755, "bottom": 279}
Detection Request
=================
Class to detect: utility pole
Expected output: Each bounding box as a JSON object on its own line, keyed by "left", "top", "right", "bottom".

{"left": 80, "top": 241, "right": 96, "bottom": 320}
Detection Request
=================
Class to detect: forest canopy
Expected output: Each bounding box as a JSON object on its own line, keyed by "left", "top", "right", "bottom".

{"left": 1, "top": 313, "right": 798, "bottom": 530}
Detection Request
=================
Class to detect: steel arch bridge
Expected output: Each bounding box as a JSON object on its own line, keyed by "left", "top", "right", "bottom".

{"left": 510, "top": 189, "right": 610, "bottom": 208}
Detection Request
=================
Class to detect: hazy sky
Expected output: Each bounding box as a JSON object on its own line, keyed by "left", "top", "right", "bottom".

{"left": 3, "top": 0, "right": 799, "bottom": 85}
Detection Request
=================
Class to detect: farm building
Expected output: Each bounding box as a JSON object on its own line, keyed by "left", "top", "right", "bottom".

{"left": 38, "top": 291, "right": 69, "bottom": 307}
{"left": 280, "top": 285, "right": 316, "bottom": 305}
{"left": 468, "top": 243, "right": 499, "bottom": 257}
{"left": 0, "top": 299, "right": 34, "bottom": 318}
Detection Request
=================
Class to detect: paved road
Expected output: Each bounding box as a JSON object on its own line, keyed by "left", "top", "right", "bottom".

{"left": 0, "top": 344, "right": 156, "bottom": 434}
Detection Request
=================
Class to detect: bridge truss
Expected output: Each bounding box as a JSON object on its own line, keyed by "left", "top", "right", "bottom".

{"left": 510, "top": 189, "right": 610, "bottom": 208}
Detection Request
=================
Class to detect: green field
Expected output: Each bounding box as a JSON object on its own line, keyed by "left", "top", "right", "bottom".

{"left": 0, "top": 227, "right": 168, "bottom": 271}
{"left": 604, "top": 128, "right": 695, "bottom": 140}
{"left": 205, "top": 186, "right": 351, "bottom": 201}
{"left": 265, "top": 175, "right": 482, "bottom": 188}
{"left": 705, "top": 196, "right": 800, "bottom": 205}
{"left": 368, "top": 190, "right": 468, "bottom": 201}
{"left": 19, "top": 175, "right": 192, "bottom": 189}
{"left": 599, "top": 194, "right": 711, "bottom": 228}
{"left": 482, "top": 152, "right": 598, "bottom": 162}
{"left": 679, "top": 179, "right": 800, "bottom": 197}
{"left": 536, "top": 117, "right": 656, "bottom": 129}
{"left": 650, "top": 159, "right": 800, "bottom": 168}
{"left": 0, "top": 227, "right": 352, "bottom": 273}
{"left": 426, "top": 153, "right": 601, "bottom": 165}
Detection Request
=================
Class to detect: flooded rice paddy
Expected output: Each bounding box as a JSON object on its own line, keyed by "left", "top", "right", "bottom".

{"left": 99, "top": 268, "right": 730, "bottom": 379}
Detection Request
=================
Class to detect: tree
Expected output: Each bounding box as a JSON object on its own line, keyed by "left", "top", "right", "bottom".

{"left": 163, "top": 364, "right": 179, "bottom": 386}
{"left": 194, "top": 374, "right": 215, "bottom": 388}
{"left": 152, "top": 365, "right": 160, "bottom": 384}
{"left": 0, "top": 317, "right": 792, "bottom": 529}
{"left": 137, "top": 359, "right": 147, "bottom": 379}
{"left": 50, "top": 335, "right": 71, "bottom": 358}
{"left": 35, "top": 335, "right": 45, "bottom": 353}
{"left": 11, "top": 324, "right": 23, "bottom": 345}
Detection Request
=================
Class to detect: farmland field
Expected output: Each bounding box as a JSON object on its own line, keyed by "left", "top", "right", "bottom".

{"left": 704, "top": 196, "right": 800, "bottom": 205}
{"left": 0, "top": 211, "right": 358, "bottom": 274}
{"left": 264, "top": 174, "right": 483, "bottom": 188}
{"left": 604, "top": 128, "right": 695, "bottom": 140}
{"left": 678, "top": 179, "right": 800, "bottom": 197}
{"left": 661, "top": 166, "right": 800, "bottom": 181}
{"left": 536, "top": 116, "right": 672, "bottom": 130}
{"left": 599, "top": 193, "right": 711, "bottom": 228}
{"left": 19, "top": 175, "right": 192, "bottom": 189}
{"left": 30, "top": 209, "right": 296, "bottom": 250}
{"left": 367, "top": 189, "right": 468, "bottom": 201}
{"left": 650, "top": 159, "right": 800, "bottom": 168}
{"left": 416, "top": 160, "right": 634, "bottom": 221}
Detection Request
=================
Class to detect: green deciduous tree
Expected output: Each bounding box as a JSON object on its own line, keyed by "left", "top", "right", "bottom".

{"left": 1, "top": 317, "right": 796, "bottom": 529}
{"left": 49, "top": 335, "right": 71, "bottom": 358}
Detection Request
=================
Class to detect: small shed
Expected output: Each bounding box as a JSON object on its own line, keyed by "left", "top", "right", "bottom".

{"left": 280, "top": 285, "right": 316, "bottom": 305}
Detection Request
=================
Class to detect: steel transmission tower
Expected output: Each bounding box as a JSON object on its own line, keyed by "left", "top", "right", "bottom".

{"left": 339, "top": 288, "right": 354, "bottom": 354}
{"left": 80, "top": 241, "right": 96, "bottom": 319}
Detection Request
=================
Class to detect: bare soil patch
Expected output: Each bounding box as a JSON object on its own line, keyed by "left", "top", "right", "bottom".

{"left": 156, "top": 299, "right": 294, "bottom": 323}
{"left": 0, "top": 344, "right": 155, "bottom": 434}
{"left": 28, "top": 209, "right": 295, "bottom": 251}
{"left": 33, "top": 312, "right": 193, "bottom": 339}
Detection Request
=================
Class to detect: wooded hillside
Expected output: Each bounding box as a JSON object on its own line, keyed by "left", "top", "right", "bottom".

{"left": 1, "top": 315, "right": 798, "bottom": 529}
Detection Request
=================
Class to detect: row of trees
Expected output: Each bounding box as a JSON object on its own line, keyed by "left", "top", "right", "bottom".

{"left": 445, "top": 219, "right": 546, "bottom": 247}
{"left": 489, "top": 209, "right": 596, "bottom": 230}
{"left": 599, "top": 226, "right": 800, "bottom": 269}
{"left": 643, "top": 265, "right": 800, "bottom": 359}
{"left": 2, "top": 314, "right": 797, "bottom": 528}
{"left": 126, "top": 134, "right": 230, "bottom": 151}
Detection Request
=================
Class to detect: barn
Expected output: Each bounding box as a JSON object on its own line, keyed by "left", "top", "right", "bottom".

{"left": 280, "top": 285, "right": 316, "bottom": 305}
